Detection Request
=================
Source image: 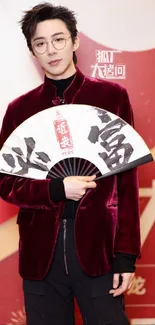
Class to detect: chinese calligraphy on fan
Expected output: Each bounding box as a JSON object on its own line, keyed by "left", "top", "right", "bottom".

{"left": 91, "top": 50, "right": 126, "bottom": 80}
{"left": 88, "top": 110, "right": 133, "bottom": 171}
{"left": 2, "top": 137, "right": 51, "bottom": 175}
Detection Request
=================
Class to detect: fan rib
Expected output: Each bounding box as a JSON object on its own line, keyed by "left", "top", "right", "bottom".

{"left": 82, "top": 162, "right": 93, "bottom": 176}
{"left": 51, "top": 165, "right": 64, "bottom": 178}
{"left": 84, "top": 165, "right": 100, "bottom": 176}
{"left": 68, "top": 158, "right": 73, "bottom": 176}
{"left": 79, "top": 159, "right": 88, "bottom": 176}
{"left": 57, "top": 162, "right": 68, "bottom": 177}
{"left": 76, "top": 158, "right": 81, "bottom": 176}
{"left": 48, "top": 170, "right": 60, "bottom": 178}
{"left": 73, "top": 158, "right": 76, "bottom": 176}
{"left": 63, "top": 159, "right": 70, "bottom": 176}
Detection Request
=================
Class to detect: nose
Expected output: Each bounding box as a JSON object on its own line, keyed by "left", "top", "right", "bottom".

{"left": 46, "top": 41, "right": 56, "bottom": 55}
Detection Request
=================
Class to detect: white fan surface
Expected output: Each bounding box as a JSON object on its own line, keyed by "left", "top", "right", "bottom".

{"left": 0, "top": 104, "right": 152, "bottom": 180}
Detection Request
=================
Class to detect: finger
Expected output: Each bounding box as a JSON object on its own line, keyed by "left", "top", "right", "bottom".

{"left": 80, "top": 190, "right": 86, "bottom": 196}
{"left": 113, "top": 274, "right": 120, "bottom": 289}
{"left": 109, "top": 273, "right": 135, "bottom": 295}
{"left": 110, "top": 277, "right": 125, "bottom": 295}
{"left": 110, "top": 283, "right": 128, "bottom": 296}
{"left": 113, "top": 280, "right": 129, "bottom": 296}
{"left": 110, "top": 274, "right": 132, "bottom": 296}
{"left": 84, "top": 181, "right": 96, "bottom": 189}
{"left": 110, "top": 286, "right": 127, "bottom": 297}
{"left": 77, "top": 175, "right": 96, "bottom": 181}
{"left": 74, "top": 196, "right": 82, "bottom": 201}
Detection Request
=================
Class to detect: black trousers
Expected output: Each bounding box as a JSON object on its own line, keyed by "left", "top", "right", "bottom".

{"left": 23, "top": 219, "right": 130, "bottom": 325}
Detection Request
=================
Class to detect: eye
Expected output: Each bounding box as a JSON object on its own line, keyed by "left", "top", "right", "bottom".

{"left": 54, "top": 37, "right": 64, "bottom": 42}
{"left": 35, "top": 41, "right": 45, "bottom": 47}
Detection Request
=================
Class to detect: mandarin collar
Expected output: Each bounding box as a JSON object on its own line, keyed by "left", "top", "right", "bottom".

{"left": 42, "top": 67, "right": 85, "bottom": 104}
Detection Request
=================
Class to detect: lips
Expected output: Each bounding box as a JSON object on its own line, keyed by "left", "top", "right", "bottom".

{"left": 48, "top": 59, "right": 62, "bottom": 66}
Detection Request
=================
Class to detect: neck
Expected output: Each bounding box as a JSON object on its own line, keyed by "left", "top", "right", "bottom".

{"left": 47, "top": 73, "right": 76, "bottom": 100}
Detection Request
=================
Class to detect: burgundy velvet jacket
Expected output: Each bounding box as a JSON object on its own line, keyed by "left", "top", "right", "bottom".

{"left": 0, "top": 68, "right": 141, "bottom": 280}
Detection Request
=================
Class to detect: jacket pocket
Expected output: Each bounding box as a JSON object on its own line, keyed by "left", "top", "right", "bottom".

{"left": 106, "top": 202, "right": 118, "bottom": 208}
{"left": 105, "top": 203, "right": 118, "bottom": 230}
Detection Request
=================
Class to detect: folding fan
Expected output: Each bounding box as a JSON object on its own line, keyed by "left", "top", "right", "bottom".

{"left": 0, "top": 104, "right": 153, "bottom": 180}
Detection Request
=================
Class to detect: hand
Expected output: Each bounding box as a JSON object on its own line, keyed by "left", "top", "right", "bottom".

{"left": 109, "top": 272, "right": 135, "bottom": 297}
{"left": 63, "top": 175, "right": 96, "bottom": 201}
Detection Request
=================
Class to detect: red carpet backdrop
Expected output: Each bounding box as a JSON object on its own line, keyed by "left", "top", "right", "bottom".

{"left": 0, "top": 0, "right": 155, "bottom": 324}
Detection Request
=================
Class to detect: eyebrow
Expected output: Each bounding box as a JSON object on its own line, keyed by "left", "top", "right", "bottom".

{"left": 33, "top": 32, "right": 65, "bottom": 42}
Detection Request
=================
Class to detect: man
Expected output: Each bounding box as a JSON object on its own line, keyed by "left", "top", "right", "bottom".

{"left": 0, "top": 2, "right": 141, "bottom": 324}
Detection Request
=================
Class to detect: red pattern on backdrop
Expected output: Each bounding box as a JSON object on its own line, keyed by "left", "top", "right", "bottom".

{"left": 0, "top": 33, "right": 155, "bottom": 324}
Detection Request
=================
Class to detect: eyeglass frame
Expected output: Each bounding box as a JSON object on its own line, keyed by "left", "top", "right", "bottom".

{"left": 32, "top": 35, "right": 72, "bottom": 55}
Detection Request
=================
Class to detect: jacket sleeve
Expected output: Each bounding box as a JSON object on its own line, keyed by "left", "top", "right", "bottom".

{"left": 114, "top": 87, "right": 141, "bottom": 257}
{"left": 113, "top": 252, "right": 136, "bottom": 273}
{"left": 0, "top": 104, "right": 65, "bottom": 209}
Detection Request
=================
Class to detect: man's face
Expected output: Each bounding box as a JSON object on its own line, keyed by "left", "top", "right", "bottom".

{"left": 31, "top": 19, "right": 79, "bottom": 80}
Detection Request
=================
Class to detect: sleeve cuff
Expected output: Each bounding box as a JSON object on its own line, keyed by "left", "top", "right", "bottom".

{"left": 113, "top": 252, "right": 137, "bottom": 273}
{"left": 49, "top": 178, "right": 66, "bottom": 202}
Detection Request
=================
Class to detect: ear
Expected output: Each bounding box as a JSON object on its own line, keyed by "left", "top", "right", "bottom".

{"left": 30, "top": 46, "right": 36, "bottom": 58}
{"left": 31, "top": 51, "right": 36, "bottom": 58}
{"left": 73, "top": 36, "right": 80, "bottom": 51}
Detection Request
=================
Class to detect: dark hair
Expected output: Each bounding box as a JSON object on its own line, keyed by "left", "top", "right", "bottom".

{"left": 19, "top": 2, "right": 78, "bottom": 64}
